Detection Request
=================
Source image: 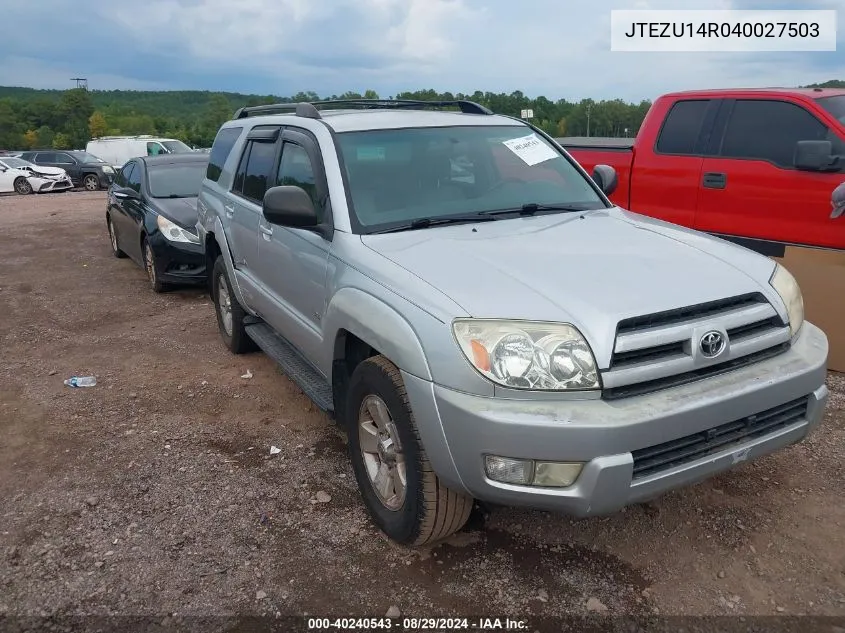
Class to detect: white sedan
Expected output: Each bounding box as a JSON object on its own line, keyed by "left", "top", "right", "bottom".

{"left": 0, "top": 157, "right": 74, "bottom": 194}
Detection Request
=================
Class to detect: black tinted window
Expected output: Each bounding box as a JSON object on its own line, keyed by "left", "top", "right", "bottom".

{"left": 207, "top": 127, "right": 242, "bottom": 182}
{"left": 55, "top": 153, "right": 75, "bottom": 164}
{"left": 125, "top": 163, "right": 142, "bottom": 192}
{"left": 277, "top": 143, "right": 320, "bottom": 220}
{"left": 656, "top": 100, "right": 710, "bottom": 155}
{"left": 114, "top": 163, "right": 131, "bottom": 187}
{"left": 721, "top": 100, "right": 833, "bottom": 168}
{"left": 239, "top": 141, "right": 276, "bottom": 202}
{"left": 36, "top": 152, "right": 57, "bottom": 163}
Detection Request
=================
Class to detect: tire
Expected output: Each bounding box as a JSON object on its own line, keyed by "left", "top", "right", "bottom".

{"left": 14, "top": 177, "right": 32, "bottom": 195}
{"left": 82, "top": 174, "right": 99, "bottom": 191}
{"left": 142, "top": 238, "right": 166, "bottom": 293}
{"left": 107, "top": 215, "right": 127, "bottom": 258}
{"left": 211, "top": 255, "right": 256, "bottom": 354}
{"left": 346, "top": 355, "right": 473, "bottom": 546}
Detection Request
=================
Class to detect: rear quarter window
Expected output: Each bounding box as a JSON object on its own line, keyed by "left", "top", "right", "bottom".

{"left": 655, "top": 100, "right": 711, "bottom": 155}
{"left": 207, "top": 126, "right": 243, "bottom": 182}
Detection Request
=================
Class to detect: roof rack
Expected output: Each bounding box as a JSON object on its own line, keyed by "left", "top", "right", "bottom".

{"left": 232, "top": 99, "right": 494, "bottom": 120}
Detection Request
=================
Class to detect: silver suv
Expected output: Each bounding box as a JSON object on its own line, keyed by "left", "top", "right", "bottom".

{"left": 196, "top": 99, "right": 829, "bottom": 546}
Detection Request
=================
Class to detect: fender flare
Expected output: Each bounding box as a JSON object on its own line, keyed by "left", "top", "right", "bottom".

{"left": 323, "top": 287, "right": 433, "bottom": 381}
{"left": 208, "top": 215, "right": 250, "bottom": 309}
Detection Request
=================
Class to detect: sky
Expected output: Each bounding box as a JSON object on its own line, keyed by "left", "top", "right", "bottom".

{"left": 0, "top": 0, "right": 842, "bottom": 102}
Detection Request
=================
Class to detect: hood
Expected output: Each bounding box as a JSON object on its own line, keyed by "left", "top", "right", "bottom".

{"left": 27, "top": 165, "right": 65, "bottom": 177}
{"left": 361, "top": 208, "right": 780, "bottom": 367}
{"left": 151, "top": 196, "right": 199, "bottom": 230}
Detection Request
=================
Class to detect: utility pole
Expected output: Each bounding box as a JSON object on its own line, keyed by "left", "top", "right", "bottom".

{"left": 586, "top": 103, "right": 592, "bottom": 137}
{"left": 70, "top": 78, "right": 88, "bottom": 90}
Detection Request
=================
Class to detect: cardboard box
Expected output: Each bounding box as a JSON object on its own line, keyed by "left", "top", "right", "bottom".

{"left": 773, "top": 245, "right": 845, "bottom": 373}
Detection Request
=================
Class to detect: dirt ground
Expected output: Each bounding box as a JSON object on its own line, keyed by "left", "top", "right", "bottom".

{"left": 1, "top": 191, "right": 844, "bottom": 629}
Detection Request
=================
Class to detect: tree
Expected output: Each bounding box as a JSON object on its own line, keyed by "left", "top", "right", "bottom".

{"left": 23, "top": 130, "right": 38, "bottom": 148}
{"left": 52, "top": 132, "right": 72, "bottom": 149}
{"left": 89, "top": 111, "right": 108, "bottom": 138}
{"left": 363, "top": 89, "right": 380, "bottom": 99}
{"left": 36, "top": 126, "right": 55, "bottom": 149}
{"left": 56, "top": 88, "right": 94, "bottom": 148}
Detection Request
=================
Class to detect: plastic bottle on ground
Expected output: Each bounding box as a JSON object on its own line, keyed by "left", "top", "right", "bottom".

{"left": 64, "top": 376, "right": 97, "bottom": 387}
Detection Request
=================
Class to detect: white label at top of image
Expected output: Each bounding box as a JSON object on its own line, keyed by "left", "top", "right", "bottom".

{"left": 610, "top": 10, "right": 837, "bottom": 52}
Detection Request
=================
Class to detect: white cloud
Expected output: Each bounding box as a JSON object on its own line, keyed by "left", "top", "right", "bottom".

{"left": 0, "top": 0, "right": 842, "bottom": 100}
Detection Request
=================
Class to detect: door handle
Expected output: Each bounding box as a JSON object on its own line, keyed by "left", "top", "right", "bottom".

{"left": 260, "top": 225, "right": 273, "bottom": 238}
{"left": 224, "top": 204, "right": 235, "bottom": 218}
{"left": 702, "top": 172, "right": 727, "bottom": 189}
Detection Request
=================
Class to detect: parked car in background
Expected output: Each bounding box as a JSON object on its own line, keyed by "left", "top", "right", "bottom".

{"left": 559, "top": 87, "right": 845, "bottom": 255}
{"left": 0, "top": 156, "right": 74, "bottom": 194}
{"left": 106, "top": 153, "right": 208, "bottom": 292}
{"left": 197, "top": 99, "right": 828, "bottom": 546}
{"left": 88, "top": 135, "right": 195, "bottom": 170}
{"left": 18, "top": 150, "right": 115, "bottom": 191}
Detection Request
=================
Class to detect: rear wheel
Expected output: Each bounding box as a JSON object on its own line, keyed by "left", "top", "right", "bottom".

{"left": 211, "top": 256, "right": 256, "bottom": 354}
{"left": 83, "top": 174, "right": 99, "bottom": 191}
{"left": 107, "top": 215, "right": 127, "bottom": 258}
{"left": 14, "top": 177, "right": 32, "bottom": 195}
{"left": 346, "top": 355, "right": 473, "bottom": 546}
{"left": 142, "top": 238, "right": 166, "bottom": 293}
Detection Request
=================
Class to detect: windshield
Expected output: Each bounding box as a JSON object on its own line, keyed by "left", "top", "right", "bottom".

{"left": 77, "top": 152, "right": 106, "bottom": 164}
{"left": 147, "top": 162, "right": 208, "bottom": 198}
{"left": 817, "top": 95, "right": 845, "bottom": 125}
{"left": 162, "top": 140, "right": 192, "bottom": 154}
{"left": 336, "top": 125, "right": 607, "bottom": 232}
{"left": 0, "top": 158, "right": 30, "bottom": 169}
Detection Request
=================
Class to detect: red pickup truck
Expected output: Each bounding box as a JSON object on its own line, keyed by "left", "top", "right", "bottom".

{"left": 558, "top": 88, "right": 845, "bottom": 255}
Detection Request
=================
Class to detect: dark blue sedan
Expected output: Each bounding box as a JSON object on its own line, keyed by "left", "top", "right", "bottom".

{"left": 106, "top": 153, "right": 208, "bottom": 292}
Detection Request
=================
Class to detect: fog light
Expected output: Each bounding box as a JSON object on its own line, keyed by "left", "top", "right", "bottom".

{"left": 484, "top": 455, "right": 533, "bottom": 485}
{"left": 532, "top": 462, "right": 583, "bottom": 487}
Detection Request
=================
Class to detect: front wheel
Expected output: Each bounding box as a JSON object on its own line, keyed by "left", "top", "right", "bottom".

{"left": 14, "top": 177, "right": 32, "bottom": 195}
{"left": 83, "top": 174, "right": 99, "bottom": 191}
{"left": 346, "top": 355, "right": 473, "bottom": 546}
{"left": 211, "top": 256, "right": 256, "bottom": 354}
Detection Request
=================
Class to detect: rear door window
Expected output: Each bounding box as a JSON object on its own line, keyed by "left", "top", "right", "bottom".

{"left": 655, "top": 100, "right": 711, "bottom": 155}
{"left": 207, "top": 127, "right": 243, "bottom": 182}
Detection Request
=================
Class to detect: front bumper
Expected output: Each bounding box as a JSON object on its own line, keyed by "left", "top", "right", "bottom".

{"left": 403, "top": 322, "right": 828, "bottom": 516}
{"left": 148, "top": 232, "right": 206, "bottom": 285}
{"left": 33, "top": 177, "right": 73, "bottom": 193}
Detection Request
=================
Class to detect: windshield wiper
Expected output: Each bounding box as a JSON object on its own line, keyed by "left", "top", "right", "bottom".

{"left": 480, "top": 203, "right": 596, "bottom": 217}
{"left": 370, "top": 214, "right": 498, "bottom": 234}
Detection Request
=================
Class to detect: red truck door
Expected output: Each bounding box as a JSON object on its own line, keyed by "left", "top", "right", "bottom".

{"left": 627, "top": 99, "right": 718, "bottom": 227}
{"left": 695, "top": 97, "right": 845, "bottom": 253}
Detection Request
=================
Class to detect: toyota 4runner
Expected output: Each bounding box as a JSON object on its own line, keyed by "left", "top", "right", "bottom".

{"left": 196, "top": 99, "right": 829, "bottom": 546}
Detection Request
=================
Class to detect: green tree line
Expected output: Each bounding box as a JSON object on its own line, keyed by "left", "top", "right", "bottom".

{"left": 1, "top": 80, "right": 842, "bottom": 151}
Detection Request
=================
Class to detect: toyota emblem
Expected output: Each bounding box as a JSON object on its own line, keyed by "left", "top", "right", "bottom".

{"left": 699, "top": 331, "right": 726, "bottom": 358}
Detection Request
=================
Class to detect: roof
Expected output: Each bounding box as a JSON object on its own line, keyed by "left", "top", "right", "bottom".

{"left": 226, "top": 100, "right": 528, "bottom": 133}
{"left": 236, "top": 109, "right": 522, "bottom": 133}
{"left": 141, "top": 153, "right": 209, "bottom": 166}
{"left": 661, "top": 87, "right": 845, "bottom": 99}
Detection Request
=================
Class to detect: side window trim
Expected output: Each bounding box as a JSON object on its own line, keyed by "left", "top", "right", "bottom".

{"left": 280, "top": 127, "right": 332, "bottom": 232}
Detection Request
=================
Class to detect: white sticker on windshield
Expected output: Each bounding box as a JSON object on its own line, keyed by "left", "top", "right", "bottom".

{"left": 502, "top": 133, "right": 558, "bottom": 166}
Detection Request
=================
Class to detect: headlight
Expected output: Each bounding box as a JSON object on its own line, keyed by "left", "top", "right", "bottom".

{"left": 452, "top": 319, "right": 599, "bottom": 390}
{"left": 102, "top": 166, "right": 114, "bottom": 174}
{"left": 769, "top": 263, "right": 804, "bottom": 336}
{"left": 157, "top": 215, "right": 200, "bottom": 244}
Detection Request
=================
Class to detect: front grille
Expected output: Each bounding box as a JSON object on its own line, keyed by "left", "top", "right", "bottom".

{"left": 602, "top": 293, "right": 791, "bottom": 398}
{"left": 631, "top": 395, "right": 810, "bottom": 479}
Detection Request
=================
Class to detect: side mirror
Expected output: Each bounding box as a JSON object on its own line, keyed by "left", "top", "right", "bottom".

{"left": 112, "top": 187, "right": 139, "bottom": 199}
{"left": 262, "top": 185, "right": 318, "bottom": 227}
{"left": 832, "top": 181, "right": 845, "bottom": 219}
{"left": 794, "top": 140, "right": 834, "bottom": 171}
{"left": 591, "top": 164, "right": 618, "bottom": 196}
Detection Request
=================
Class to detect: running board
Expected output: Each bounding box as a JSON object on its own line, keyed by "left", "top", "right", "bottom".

{"left": 244, "top": 322, "right": 334, "bottom": 413}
